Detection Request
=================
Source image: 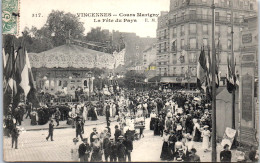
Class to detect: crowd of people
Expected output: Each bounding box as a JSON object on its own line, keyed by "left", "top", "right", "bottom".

{"left": 3, "top": 87, "right": 259, "bottom": 162}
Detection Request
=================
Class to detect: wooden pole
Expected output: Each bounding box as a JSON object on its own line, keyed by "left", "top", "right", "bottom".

{"left": 211, "top": 0, "right": 217, "bottom": 161}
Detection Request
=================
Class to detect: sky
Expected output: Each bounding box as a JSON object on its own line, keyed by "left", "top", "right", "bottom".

{"left": 20, "top": 0, "right": 170, "bottom": 38}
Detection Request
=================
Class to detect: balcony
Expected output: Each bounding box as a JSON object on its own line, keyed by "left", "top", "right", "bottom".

{"left": 169, "top": 14, "right": 245, "bottom": 26}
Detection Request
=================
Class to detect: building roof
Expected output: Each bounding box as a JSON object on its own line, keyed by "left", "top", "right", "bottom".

{"left": 28, "top": 44, "right": 115, "bottom": 69}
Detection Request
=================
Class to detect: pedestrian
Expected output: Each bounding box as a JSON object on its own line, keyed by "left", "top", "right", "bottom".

{"left": 174, "top": 148, "right": 187, "bottom": 161}
{"left": 188, "top": 148, "right": 200, "bottom": 162}
{"left": 103, "top": 133, "right": 111, "bottom": 162}
{"left": 248, "top": 145, "right": 258, "bottom": 162}
{"left": 201, "top": 125, "right": 210, "bottom": 152}
{"left": 4, "top": 114, "right": 14, "bottom": 137}
{"left": 110, "top": 137, "right": 118, "bottom": 162}
{"left": 220, "top": 144, "right": 232, "bottom": 162}
{"left": 123, "top": 135, "right": 133, "bottom": 162}
{"left": 46, "top": 120, "right": 54, "bottom": 141}
{"left": 168, "top": 130, "right": 177, "bottom": 160}
{"left": 76, "top": 117, "right": 84, "bottom": 141}
{"left": 78, "top": 138, "right": 92, "bottom": 162}
{"left": 192, "top": 119, "right": 201, "bottom": 142}
{"left": 160, "top": 130, "right": 171, "bottom": 161}
{"left": 71, "top": 138, "right": 79, "bottom": 161}
{"left": 114, "top": 125, "right": 121, "bottom": 142}
{"left": 11, "top": 124, "right": 19, "bottom": 149}
{"left": 54, "top": 108, "right": 61, "bottom": 126}
{"left": 117, "top": 135, "right": 126, "bottom": 162}
{"left": 90, "top": 127, "right": 98, "bottom": 144}
{"left": 90, "top": 135, "right": 103, "bottom": 162}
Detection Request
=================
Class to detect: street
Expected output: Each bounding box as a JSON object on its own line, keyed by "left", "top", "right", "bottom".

{"left": 3, "top": 117, "right": 237, "bottom": 162}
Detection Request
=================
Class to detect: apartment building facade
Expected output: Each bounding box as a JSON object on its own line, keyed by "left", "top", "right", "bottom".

{"left": 156, "top": 0, "right": 257, "bottom": 87}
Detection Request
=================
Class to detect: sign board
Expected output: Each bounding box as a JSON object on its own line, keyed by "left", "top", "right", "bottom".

{"left": 242, "top": 33, "right": 252, "bottom": 44}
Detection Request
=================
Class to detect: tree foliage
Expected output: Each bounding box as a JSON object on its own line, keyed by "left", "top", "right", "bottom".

{"left": 123, "top": 71, "right": 146, "bottom": 89}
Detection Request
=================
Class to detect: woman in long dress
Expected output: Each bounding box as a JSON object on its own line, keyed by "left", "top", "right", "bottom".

{"left": 192, "top": 119, "right": 201, "bottom": 142}
{"left": 201, "top": 125, "right": 211, "bottom": 152}
{"left": 90, "top": 135, "right": 103, "bottom": 162}
{"left": 160, "top": 131, "right": 171, "bottom": 160}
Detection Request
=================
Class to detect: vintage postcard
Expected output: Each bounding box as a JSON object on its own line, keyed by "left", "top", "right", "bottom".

{"left": 2, "top": 0, "right": 259, "bottom": 162}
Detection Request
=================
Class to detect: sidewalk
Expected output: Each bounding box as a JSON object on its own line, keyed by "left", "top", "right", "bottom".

{"left": 19, "top": 116, "right": 115, "bottom": 131}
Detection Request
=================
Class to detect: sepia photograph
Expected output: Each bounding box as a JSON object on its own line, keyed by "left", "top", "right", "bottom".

{"left": 1, "top": 0, "right": 259, "bottom": 162}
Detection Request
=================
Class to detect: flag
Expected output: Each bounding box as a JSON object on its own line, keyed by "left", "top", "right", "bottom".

{"left": 226, "top": 55, "right": 235, "bottom": 93}
{"left": 4, "top": 40, "right": 17, "bottom": 95}
{"left": 15, "top": 43, "right": 39, "bottom": 107}
{"left": 197, "top": 47, "right": 206, "bottom": 89}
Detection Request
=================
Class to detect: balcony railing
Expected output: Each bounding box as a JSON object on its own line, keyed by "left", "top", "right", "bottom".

{"left": 169, "top": 14, "right": 245, "bottom": 26}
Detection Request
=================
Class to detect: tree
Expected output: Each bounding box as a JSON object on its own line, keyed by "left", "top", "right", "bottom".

{"left": 123, "top": 71, "right": 146, "bottom": 89}
{"left": 46, "top": 10, "right": 85, "bottom": 46}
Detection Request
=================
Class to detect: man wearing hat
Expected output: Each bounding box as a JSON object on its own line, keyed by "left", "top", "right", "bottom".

{"left": 46, "top": 120, "right": 54, "bottom": 141}
{"left": 168, "top": 130, "right": 177, "bottom": 160}
{"left": 76, "top": 117, "right": 84, "bottom": 141}
{"left": 54, "top": 108, "right": 61, "bottom": 126}
{"left": 103, "top": 132, "right": 111, "bottom": 162}
{"left": 90, "top": 127, "right": 98, "bottom": 144}
{"left": 110, "top": 137, "right": 118, "bottom": 162}
{"left": 78, "top": 138, "right": 91, "bottom": 162}
{"left": 123, "top": 135, "right": 133, "bottom": 162}
{"left": 114, "top": 125, "right": 121, "bottom": 142}
{"left": 117, "top": 135, "right": 126, "bottom": 161}
{"left": 175, "top": 148, "right": 187, "bottom": 162}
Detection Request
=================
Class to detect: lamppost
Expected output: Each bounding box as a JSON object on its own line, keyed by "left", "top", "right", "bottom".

{"left": 86, "top": 71, "right": 92, "bottom": 102}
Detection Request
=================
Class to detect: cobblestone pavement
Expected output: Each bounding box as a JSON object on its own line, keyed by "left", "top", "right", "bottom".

{"left": 3, "top": 117, "right": 238, "bottom": 162}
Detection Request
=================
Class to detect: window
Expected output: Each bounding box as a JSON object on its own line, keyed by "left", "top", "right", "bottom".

{"left": 189, "top": 38, "right": 197, "bottom": 49}
{"left": 189, "top": 23, "right": 197, "bottom": 34}
{"left": 190, "top": 52, "right": 196, "bottom": 63}
{"left": 164, "top": 42, "right": 167, "bottom": 52}
{"left": 250, "top": 3, "right": 253, "bottom": 10}
{"left": 164, "top": 29, "right": 167, "bottom": 38}
{"left": 215, "top": 12, "right": 220, "bottom": 21}
{"left": 181, "top": 67, "right": 185, "bottom": 74}
{"left": 181, "top": 39, "right": 185, "bottom": 49}
{"left": 58, "top": 80, "right": 62, "bottom": 86}
{"left": 215, "top": 0, "right": 219, "bottom": 4}
{"left": 228, "top": 26, "right": 232, "bottom": 34}
{"left": 227, "top": 14, "right": 231, "bottom": 22}
{"left": 215, "top": 25, "right": 220, "bottom": 34}
{"left": 50, "top": 80, "right": 54, "bottom": 88}
{"left": 227, "top": 0, "right": 231, "bottom": 7}
{"left": 181, "top": 25, "right": 185, "bottom": 35}
{"left": 159, "top": 68, "right": 161, "bottom": 75}
{"left": 202, "top": 9, "right": 207, "bottom": 19}
{"left": 228, "top": 39, "right": 231, "bottom": 49}
{"left": 203, "top": 24, "right": 208, "bottom": 34}
{"left": 159, "top": 44, "right": 161, "bottom": 52}
{"left": 203, "top": 38, "right": 208, "bottom": 47}
{"left": 239, "top": 15, "right": 244, "bottom": 23}
{"left": 174, "top": 14, "right": 177, "bottom": 22}
{"left": 172, "top": 67, "right": 176, "bottom": 74}
{"left": 173, "top": 27, "right": 177, "bottom": 37}
{"left": 190, "top": 10, "right": 197, "bottom": 19}
{"left": 182, "top": 12, "right": 185, "bottom": 20}
{"left": 63, "top": 80, "right": 68, "bottom": 87}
